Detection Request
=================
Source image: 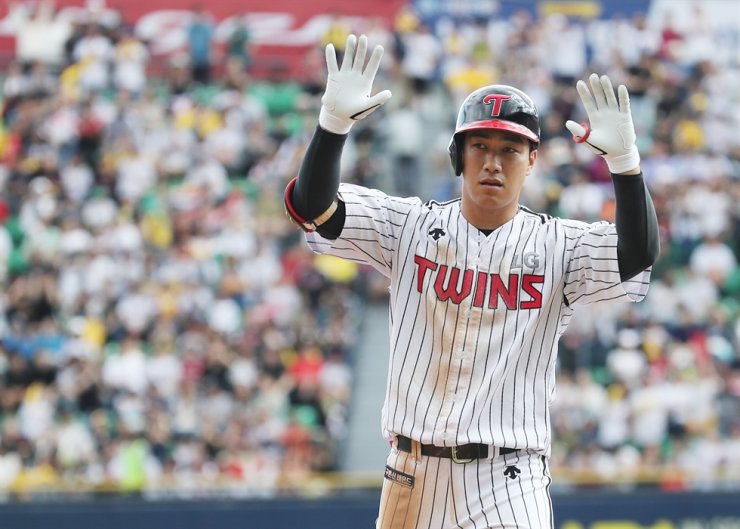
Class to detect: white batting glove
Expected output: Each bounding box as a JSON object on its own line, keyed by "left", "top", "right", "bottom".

{"left": 319, "top": 34, "right": 392, "bottom": 135}
{"left": 566, "top": 73, "right": 640, "bottom": 174}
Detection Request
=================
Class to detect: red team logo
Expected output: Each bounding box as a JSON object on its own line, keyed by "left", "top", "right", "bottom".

{"left": 414, "top": 255, "right": 544, "bottom": 310}
{"left": 483, "top": 94, "right": 512, "bottom": 116}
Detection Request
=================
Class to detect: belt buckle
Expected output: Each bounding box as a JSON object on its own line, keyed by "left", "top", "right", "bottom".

{"left": 451, "top": 446, "right": 474, "bottom": 464}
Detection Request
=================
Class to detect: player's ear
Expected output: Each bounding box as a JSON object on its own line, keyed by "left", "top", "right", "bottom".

{"left": 526, "top": 146, "right": 538, "bottom": 174}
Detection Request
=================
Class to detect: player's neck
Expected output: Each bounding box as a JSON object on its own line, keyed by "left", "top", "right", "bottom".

{"left": 460, "top": 201, "right": 520, "bottom": 233}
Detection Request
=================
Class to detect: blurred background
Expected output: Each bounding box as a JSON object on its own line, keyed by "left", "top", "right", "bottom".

{"left": 0, "top": 0, "right": 737, "bottom": 527}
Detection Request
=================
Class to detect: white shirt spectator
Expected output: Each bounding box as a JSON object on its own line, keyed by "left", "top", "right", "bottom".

{"left": 558, "top": 177, "right": 605, "bottom": 221}
{"left": 400, "top": 26, "right": 443, "bottom": 84}
{"left": 15, "top": 1, "right": 71, "bottom": 65}
{"left": 722, "top": 431, "right": 740, "bottom": 476}
{"left": 689, "top": 237, "right": 737, "bottom": 285}
{"left": 102, "top": 341, "right": 149, "bottom": 395}
{"left": 229, "top": 354, "right": 259, "bottom": 392}
{"left": 57, "top": 261, "right": 84, "bottom": 312}
{"left": 19, "top": 182, "right": 58, "bottom": 235}
{"left": 178, "top": 284, "right": 215, "bottom": 319}
{"left": 116, "top": 152, "right": 158, "bottom": 204}
{"left": 172, "top": 389, "right": 200, "bottom": 436}
{"left": 60, "top": 160, "right": 94, "bottom": 203}
{"left": 184, "top": 157, "right": 230, "bottom": 202}
{"left": 262, "top": 282, "right": 302, "bottom": 326}
{"left": 0, "top": 451, "right": 21, "bottom": 490}
{"left": 199, "top": 388, "right": 234, "bottom": 427}
{"left": 113, "top": 36, "right": 149, "bottom": 94}
{"left": 606, "top": 329, "right": 647, "bottom": 389}
{"left": 83, "top": 253, "right": 118, "bottom": 296}
{"left": 115, "top": 289, "right": 158, "bottom": 335}
{"left": 147, "top": 349, "right": 183, "bottom": 398}
{"left": 644, "top": 278, "right": 682, "bottom": 323}
{"left": 2, "top": 63, "right": 27, "bottom": 98}
{"left": 73, "top": 29, "right": 114, "bottom": 93}
{"left": 384, "top": 105, "right": 424, "bottom": 159}
{"left": 598, "top": 396, "right": 631, "bottom": 449}
{"left": 0, "top": 225, "right": 11, "bottom": 281}
{"left": 207, "top": 297, "right": 242, "bottom": 335}
{"left": 213, "top": 226, "right": 257, "bottom": 260}
{"left": 238, "top": 245, "right": 283, "bottom": 291}
{"left": 630, "top": 382, "right": 670, "bottom": 448}
{"left": 41, "top": 99, "right": 80, "bottom": 147}
{"left": 81, "top": 195, "right": 118, "bottom": 230}
{"left": 542, "top": 15, "right": 587, "bottom": 79}
{"left": 318, "top": 355, "right": 352, "bottom": 402}
{"left": 675, "top": 272, "right": 719, "bottom": 323}
{"left": 56, "top": 417, "right": 96, "bottom": 468}
{"left": 113, "top": 392, "right": 147, "bottom": 433}
{"left": 204, "top": 125, "right": 244, "bottom": 170}
{"left": 102, "top": 220, "right": 144, "bottom": 254}
{"left": 17, "top": 386, "right": 55, "bottom": 441}
{"left": 676, "top": 434, "right": 724, "bottom": 480}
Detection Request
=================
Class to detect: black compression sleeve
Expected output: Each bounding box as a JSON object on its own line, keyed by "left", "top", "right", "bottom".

{"left": 612, "top": 172, "right": 660, "bottom": 281}
{"left": 290, "top": 126, "right": 347, "bottom": 239}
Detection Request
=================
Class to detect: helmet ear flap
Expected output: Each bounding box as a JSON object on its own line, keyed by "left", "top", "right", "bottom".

{"left": 448, "top": 133, "right": 464, "bottom": 176}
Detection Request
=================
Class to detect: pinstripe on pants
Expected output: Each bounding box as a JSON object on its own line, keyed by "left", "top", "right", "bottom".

{"left": 377, "top": 443, "right": 553, "bottom": 529}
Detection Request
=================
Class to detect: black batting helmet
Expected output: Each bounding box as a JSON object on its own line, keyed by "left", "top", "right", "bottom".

{"left": 448, "top": 85, "right": 540, "bottom": 176}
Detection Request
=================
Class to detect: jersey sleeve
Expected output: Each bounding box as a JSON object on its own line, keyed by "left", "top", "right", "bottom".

{"left": 305, "top": 183, "right": 418, "bottom": 277}
{"left": 562, "top": 220, "right": 651, "bottom": 306}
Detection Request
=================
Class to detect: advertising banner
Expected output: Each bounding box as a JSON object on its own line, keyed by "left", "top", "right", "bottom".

{"left": 0, "top": 0, "right": 406, "bottom": 74}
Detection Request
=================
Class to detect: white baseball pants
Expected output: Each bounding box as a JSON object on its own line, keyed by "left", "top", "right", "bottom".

{"left": 376, "top": 441, "right": 554, "bottom": 529}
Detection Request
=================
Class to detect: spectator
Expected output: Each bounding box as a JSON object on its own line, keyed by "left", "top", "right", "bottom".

{"left": 689, "top": 232, "right": 738, "bottom": 287}
{"left": 606, "top": 329, "right": 648, "bottom": 389}
{"left": 187, "top": 6, "right": 215, "bottom": 85}
{"left": 72, "top": 24, "right": 113, "bottom": 94}
{"left": 320, "top": 12, "right": 351, "bottom": 64}
{"left": 112, "top": 26, "right": 149, "bottom": 96}
{"left": 398, "top": 23, "right": 442, "bottom": 95}
{"left": 225, "top": 13, "right": 252, "bottom": 71}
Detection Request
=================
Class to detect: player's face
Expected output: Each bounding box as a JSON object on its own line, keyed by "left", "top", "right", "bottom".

{"left": 460, "top": 130, "right": 537, "bottom": 230}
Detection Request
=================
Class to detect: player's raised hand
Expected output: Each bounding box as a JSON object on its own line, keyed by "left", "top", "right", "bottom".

{"left": 319, "top": 34, "right": 393, "bottom": 135}
{"left": 566, "top": 73, "right": 640, "bottom": 174}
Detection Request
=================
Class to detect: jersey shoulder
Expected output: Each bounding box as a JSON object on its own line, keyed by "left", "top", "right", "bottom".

{"left": 518, "top": 205, "right": 554, "bottom": 225}
{"left": 423, "top": 197, "right": 461, "bottom": 211}
{"left": 553, "top": 216, "right": 613, "bottom": 235}
{"left": 339, "top": 183, "right": 426, "bottom": 212}
{"left": 518, "top": 206, "right": 613, "bottom": 236}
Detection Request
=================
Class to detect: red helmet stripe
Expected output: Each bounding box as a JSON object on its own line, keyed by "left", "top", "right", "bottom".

{"left": 456, "top": 119, "right": 539, "bottom": 143}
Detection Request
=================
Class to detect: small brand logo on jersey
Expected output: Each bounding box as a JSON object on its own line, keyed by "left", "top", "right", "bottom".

{"left": 428, "top": 227, "right": 446, "bottom": 241}
{"left": 483, "top": 94, "right": 512, "bottom": 116}
{"left": 511, "top": 252, "right": 541, "bottom": 270}
{"left": 503, "top": 465, "right": 521, "bottom": 480}
{"left": 384, "top": 465, "right": 415, "bottom": 488}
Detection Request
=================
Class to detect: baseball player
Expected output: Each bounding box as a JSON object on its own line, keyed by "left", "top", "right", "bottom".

{"left": 284, "top": 34, "right": 659, "bottom": 528}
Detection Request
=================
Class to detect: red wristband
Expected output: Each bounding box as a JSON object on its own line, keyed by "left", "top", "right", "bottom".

{"left": 573, "top": 123, "right": 591, "bottom": 143}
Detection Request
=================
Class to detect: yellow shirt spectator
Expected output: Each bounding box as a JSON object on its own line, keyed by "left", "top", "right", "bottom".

{"left": 321, "top": 15, "right": 351, "bottom": 52}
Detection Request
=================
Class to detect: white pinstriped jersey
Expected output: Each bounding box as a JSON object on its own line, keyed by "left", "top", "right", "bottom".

{"left": 306, "top": 183, "right": 651, "bottom": 456}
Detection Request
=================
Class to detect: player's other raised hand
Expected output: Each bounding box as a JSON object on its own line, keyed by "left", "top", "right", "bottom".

{"left": 566, "top": 73, "right": 640, "bottom": 174}
{"left": 319, "top": 34, "right": 393, "bottom": 135}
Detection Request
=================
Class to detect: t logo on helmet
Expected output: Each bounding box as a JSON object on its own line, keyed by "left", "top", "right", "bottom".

{"left": 483, "top": 94, "right": 512, "bottom": 117}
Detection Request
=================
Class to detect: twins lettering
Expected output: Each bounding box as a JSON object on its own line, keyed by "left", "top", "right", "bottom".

{"left": 414, "top": 255, "right": 544, "bottom": 310}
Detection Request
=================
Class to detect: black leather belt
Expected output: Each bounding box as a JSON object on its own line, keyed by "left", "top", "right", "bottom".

{"left": 396, "top": 435, "right": 518, "bottom": 463}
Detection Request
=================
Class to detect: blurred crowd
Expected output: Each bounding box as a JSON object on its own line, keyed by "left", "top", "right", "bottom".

{"left": 0, "top": 2, "right": 737, "bottom": 498}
